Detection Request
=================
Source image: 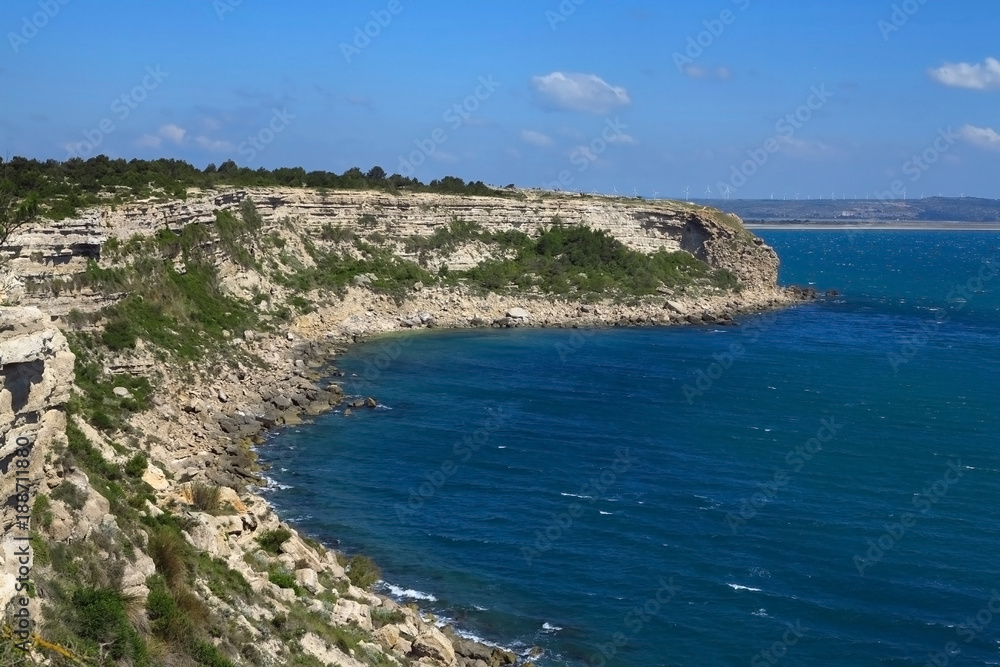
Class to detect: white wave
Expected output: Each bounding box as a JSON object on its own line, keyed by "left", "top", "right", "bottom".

{"left": 498, "top": 446, "right": 507, "bottom": 449}
{"left": 599, "top": 511, "right": 613, "bottom": 515}
{"left": 560, "top": 493, "right": 593, "bottom": 500}
{"left": 728, "top": 584, "right": 762, "bottom": 592}
{"left": 752, "top": 608, "right": 769, "bottom": 617}
{"left": 382, "top": 583, "right": 438, "bottom": 602}
{"left": 542, "top": 622, "right": 562, "bottom": 633}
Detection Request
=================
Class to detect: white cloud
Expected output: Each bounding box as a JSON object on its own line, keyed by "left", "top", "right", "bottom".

{"left": 136, "top": 124, "right": 187, "bottom": 149}
{"left": 607, "top": 133, "right": 636, "bottom": 145}
{"left": 929, "top": 57, "right": 1000, "bottom": 90}
{"left": 521, "top": 130, "right": 554, "bottom": 147}
{"left": 135, "top": 134, "right": 162, "bottom": 149}
{"left": 195, "top": 136, "right": 233, "bottom": 152}
{"left": 959, "top": 124, "right": 1000, "bottom": 150}
{"left": 159, "top": 124, "right": 187, "bottom": 144}
{"left": 531, "top": 72, "right": 631, "bottom": 114}
{"left": 682, "top": 65, "right": 733, "bottom": 82}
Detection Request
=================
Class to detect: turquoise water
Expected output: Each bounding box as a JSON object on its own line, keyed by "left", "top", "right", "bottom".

{"left": 258, "top": 231, "right": 1000, "bottom": 666}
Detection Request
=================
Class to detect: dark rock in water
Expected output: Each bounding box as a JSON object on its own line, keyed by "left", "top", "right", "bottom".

{"left": 470, "top": 316, "right": 488, "bottom": 327}
{"left": 350, "top": 398, "right": 367, "bottom": 408}
{"left": 493, "top": 317, "right": 512, "bottom": 328}
{"left": 365, "top": 397, "right": 377, "bottom": 408}
{"left": 344, "top": 408, "right": 353, "bottom": 417}
{"left": 826, "top": 289, "right": 841, "bottom": 297}
{"left": 789, "top": 285, "right": 819, "bottom": 299}
{"left": 685, "top": 314, "right": 702, "bottom": 324}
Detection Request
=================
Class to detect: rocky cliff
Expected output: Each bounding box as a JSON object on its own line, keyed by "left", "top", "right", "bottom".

{"left": 0, "top": 187, "right": 802, "bottom": 665}
{"left": 1, "top": 189, "right": 781, "bottom": 316}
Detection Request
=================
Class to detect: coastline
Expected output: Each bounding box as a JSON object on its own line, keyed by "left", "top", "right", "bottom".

{"left": 127, "top": 282, "right": 810, "bottom": 665}
{"left": 745, "top": 220, "right": 1000, "bottom": 231}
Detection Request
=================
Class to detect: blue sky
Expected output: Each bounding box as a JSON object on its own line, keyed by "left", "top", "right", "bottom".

{"left": 1, "top": 0, "right": 998, "bottom": 199}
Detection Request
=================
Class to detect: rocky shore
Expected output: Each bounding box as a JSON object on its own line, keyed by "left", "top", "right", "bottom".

{"left": 0, "top": 187, "right": 813, "bottom": 665}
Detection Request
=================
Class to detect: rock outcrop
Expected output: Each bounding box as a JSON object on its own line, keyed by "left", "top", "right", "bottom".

{"left": 3, "top": 188, "right": 782, "bottom": 315}
{"left": 0, "top": 307, "right": 74, "bottom": 609}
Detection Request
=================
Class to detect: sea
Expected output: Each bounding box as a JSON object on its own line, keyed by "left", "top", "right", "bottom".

{"left": 257, "top": 230, "right": 1000, "bottom": 666}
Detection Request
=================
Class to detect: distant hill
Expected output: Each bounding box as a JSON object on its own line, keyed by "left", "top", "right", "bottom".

{"left": 693, "top": 197, "right": 1000, "bottom": 223}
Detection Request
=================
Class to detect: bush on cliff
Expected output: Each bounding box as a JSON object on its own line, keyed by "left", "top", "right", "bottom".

{"left": 347, "top": 554, "right": 381, "bottom": 590}
{"left": 457, "top": 224, "right": 739, "bottom": 297}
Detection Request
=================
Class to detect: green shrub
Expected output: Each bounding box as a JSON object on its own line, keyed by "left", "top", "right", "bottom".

{"left": 371, "top": 607, "right": 406, "bottom": 628}
{"left": 347, "top": 554, "right": 381, "bottom": 590}
{"left": 51, "top": 480, "right": 88, "bottom": 510}
{"left": 101, "top": 317, "right": 138, "bottom": 350}
{"left": 257, "top": 528, "right": 292, "bottom": 555}
{"left": 190, "top": 482, "right": 221, "bottom": 513}
{"left": 71, "top": 587, "right": 149, "bottom": 663}
{"left": 268, "top": 569, "right": 300, "bottom": 593}
{"left": 125, "top": 453, "right": 148, "bottom": 478}
{"left": 148, "top": 527, "right": 192, "bottom": 589}
{"left": 32, "top": 494, "right": 53, "bottom": 528}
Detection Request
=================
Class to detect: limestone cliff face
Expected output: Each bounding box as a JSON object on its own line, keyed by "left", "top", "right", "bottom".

{"left": 0, "top": 307, "right": 74, "bottom": 608}
{"left": 2, "top": 189, "right": 781, "bottom": 313}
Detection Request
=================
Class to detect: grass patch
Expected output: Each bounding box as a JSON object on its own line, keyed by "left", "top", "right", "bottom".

{"left": 190, "top": 482, "right": 222, "bottom": 513}
{"left": 346, "top": 554, "right": 381, "bottom": 590}
{"left": 257, "top": 528, "right": 292, "bottom": 555}
{"left": 51, "top": 481, "right": 87, "bottom": 511}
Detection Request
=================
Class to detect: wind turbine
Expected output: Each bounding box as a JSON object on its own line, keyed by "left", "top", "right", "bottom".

{"left": 653, "top": 190, "right": 660, "bottom": 199}
{"left": 770, "top": 193, "right": 775, "bottom": 200}
{"left": 683, "top": 186, "right": 691, "bottom": 199}
{"left": 723, "top": 186, "right": 732, "bottom": 200}
{"left": 704, "top": 186, "right": 713, "bottom": 197}
{"left": 633, "top": 187, "right": 639, "bottom": 198}
{"left": 612, "top": 186, "right": 618, "bottom": 195}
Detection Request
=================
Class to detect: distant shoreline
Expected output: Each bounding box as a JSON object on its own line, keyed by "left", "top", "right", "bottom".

{"left": 745, "top": 220, "right": 1000, "bottom": 231}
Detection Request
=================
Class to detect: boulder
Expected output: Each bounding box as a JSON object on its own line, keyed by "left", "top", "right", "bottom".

{"left": 295, "top": 568, "right": 320, "bottom": 594}
{"left": 112, "top": 386, "right": 132, "bottom": 399}
{"left": 506, "top": 307, "right": 530, "bottom": 320}
{"left": 331, "top": 598, "right": 373, "bottom": 633}
{"left": 411, "top": 627, "right": 457, "bottom": 666}
{"left": 375, "top": 624, "right": 401, "bottom": 651}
